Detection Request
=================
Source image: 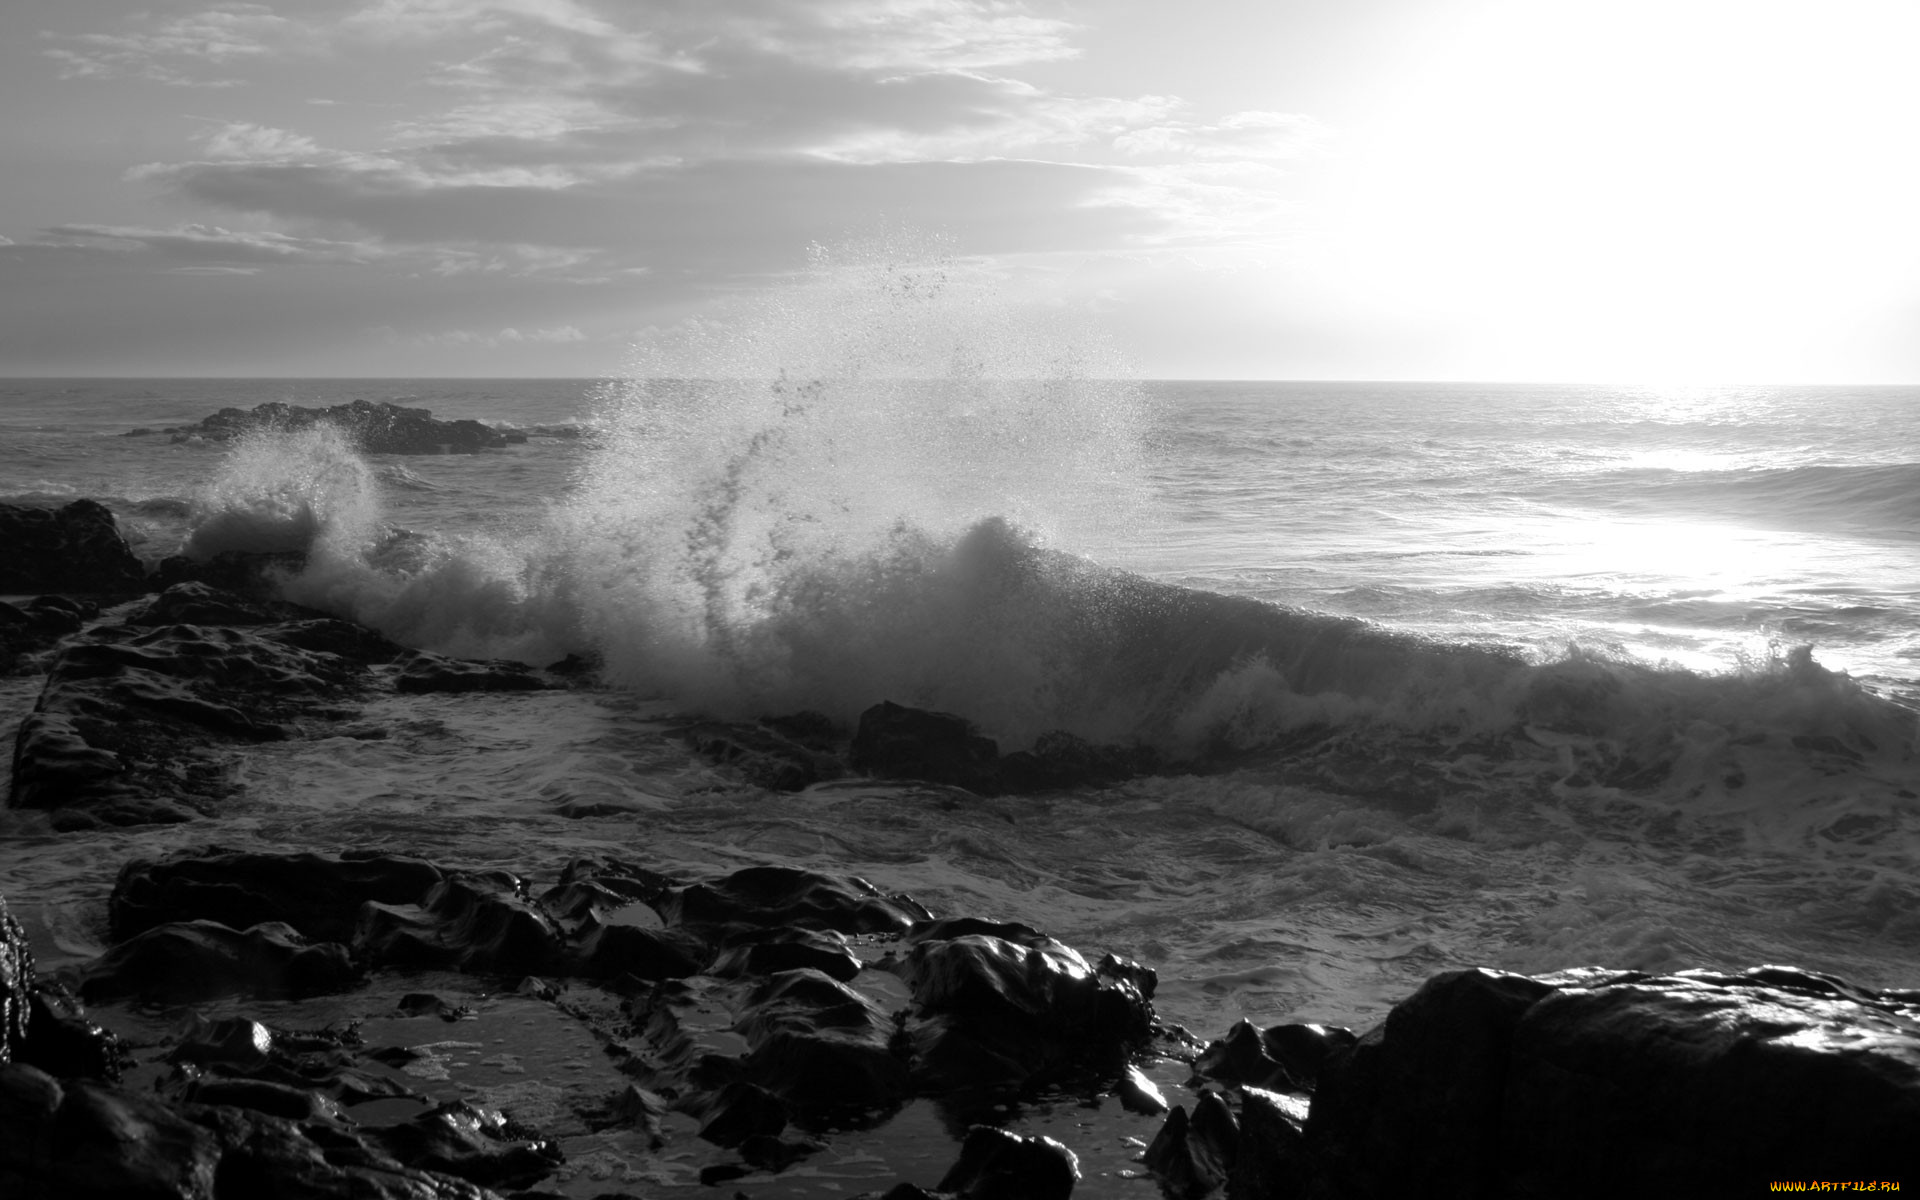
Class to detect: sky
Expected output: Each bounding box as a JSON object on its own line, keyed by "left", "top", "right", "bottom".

{"left": 2, "top": 0, "right": 1918, "bottom": 382}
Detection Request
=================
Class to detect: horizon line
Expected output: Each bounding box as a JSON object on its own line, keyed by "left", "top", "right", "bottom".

{"left": 6, "top": 374, "right": 1920, "bottom": 388}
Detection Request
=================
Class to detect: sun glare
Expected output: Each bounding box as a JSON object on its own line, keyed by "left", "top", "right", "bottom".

{"left": 1328, "top": 0, "right": 1920, "bottom": 382}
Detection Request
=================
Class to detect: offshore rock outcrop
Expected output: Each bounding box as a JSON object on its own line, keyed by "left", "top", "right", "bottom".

{"left": 686, "top": 700, "right": 1163, "bottom": 796}
{"left": 154, "top": 399, "right": 510, "bottom": 454}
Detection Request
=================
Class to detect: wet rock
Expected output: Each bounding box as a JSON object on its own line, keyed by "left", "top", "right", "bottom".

{"left": 110, "top": 847, "right": 445, "bottom": 944}
{"left": 74, "top": 919, "right": 358, "bottom": 1004}
{"left": 897, "top": 923, "right": 1155, "bottom": 1092}
{"left": 680, "top": 719, "right": 846, "bottom": 791}
{"left": 358, "top": 871, "right": 568, "bottom": 976}
{"left": 1116, "top": 1063, "right": 1168, "bottom": 1115}
{"left": 695, "top": 1081, "right": 790, "bottom": 1147}
{"left": 161, "top": 399, "right": 509, "bottom": 455}
{"left": 0, "top": 1069, "right": 225, "bottom": 1200}
{"left": 6, "top": 606, "right": 405, "bottom": 821}
{"left": 357, "top": 867, "right": 707, "bottom": 983}
{"left": 998, "top": 729, "right": 1160, "bottom": 794}
{"left": 1225, "top": 1087, "right": 1309, "bottom": 1200}
{"left": 733, "top": 969, "right": 912, "bottom": 1120}
{"left": 1300, "top": 965, "right": 1920, "bottom": 1196}
{"left": 2, "top": 895, "right": 30, "bottom": 1064}
{"left": 150, "top": 549, "right": 305, "bottom": 597}
{"left": 0, "top": 500, "right": 147, "bottom": 594}
{"left": 933, "top": 1125, "right": 1080, "bottom": 1200}
{"left": 182, "top": 1075, "right": 345, "bottom": 1122}
{"left": 169, "top": 1015, "right": 276, "bottom": 1069}
{"left": 1143, "top": 1090, "right": 1238, "bottom": 1199}
{"left": 1192, "top": 1019, "right": 1355, "bottom": 1094}
{"left": 659, "top": 865, "right": 931, "bottom": 938}
{"left": 8, "top": 617, "right": 389, "bottom": 827}
{"left": 851, "top": 701, "right": 1001, "bottom": 793}
{"left": 18, "top": 985, "right": 129, "bottom": 1082}
{"left": 394, "top": 650, "right": 550, "bottom": 694}
{"left": 367, "top": 1100, "right": 563, "bottom": 1189}
{"left": 123, "top": 581, "right": 292, "bottom": 627}
{"left": 0, "top": 596, "right": 97, "bottom": 672}
{"left": 710, "top": 927, "right": 861, "bottom": 983}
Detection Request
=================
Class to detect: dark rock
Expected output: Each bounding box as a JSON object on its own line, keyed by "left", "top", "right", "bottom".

{"left": 0, "top": 1069, "right": 226, "bottom": 1200}
{"left": 1303, "top": 967, "right": 1551, "bottom": 1197}
{"left": 182, "top": 1075, "right": 344, "bottom": 1123}
{"left": 851, "top": 701, "right": 1000, "bottom": 792}
{"left": 733, "top": 969, "right": 912, "bottom": 1120}
{"left": 0, "top": 500, "right": 147, "bottom": 594}
{"left": 395, "top": 993, "right": 476, "bottom": 1022}
{"left": 1299, "top": 964, "right": 1920, "bottom": 1196}
{"left": 18, "top": 985, "right": 130, "bottom": 1082}
{"left": 123, "top": 581, "right": 290, "bottom": 627}
{"left": 0, "top": 596, "right": 94, "bottom": 675}
{"left": 367, "top": 1100, "right": 562, "bottom": 1189}
{"left": 1225, "top": 1087, "right": 1308, "bottom": 1200}
{"left": 710, "top": 928, "right": 861, "bottom": 983}
{"left": 680, "top": 719, "right": 845, "bottom": 791}
{"left": 150, "top": 550, "right": 305, "bottom": 597}
{"left": 933, "top": 1125, "right": 1080, "bottom": 1200}
{"left": 74, "top": 919, "right": 358, "bottom": 1004}
{"left": 111, "top": 847, "right": 444, "bottom": 944}
{"left": 147, "top": 850, "right": 425, "bottom": 939}
{"left": 739, "top": 1132, "right": 825, "bottom": 1172}
{"left": 356, "top": 866, "right": 707, "bottom": 983}
{"left": 357, "top": 871, "right": 567, "bottom": 977}
{"left": 169, "top": 1015, "right": 275, "bottom": 1069}
{"left": 394, "top": 651, "right": 549, "bottom": 694}
{"left": 9, "top": 618, "right": 392, "bottom": 827}
{"left": 696, "top": 1081, "right": 790, "bottom": 1147}
{"left": 1193, "top": 1019, "right": 1351, "bottom": 1094}
{"left": 659, "top": 865, "right": 931, "bottom": 937}
{"left": 161, "top": 400, "right": 509, "bottom": 455}
{"left": 1144, "top": 1090, "right": 1239, "bottom": 1200}
{"left": 897, "top": 925, "right": 1155, "bottom": 1092}
{"left": 1116, "top": 1063, "right": 1168, "bottom": 1114}
{"left": 998, "top": 729, "right": 1160, "bottom": 794}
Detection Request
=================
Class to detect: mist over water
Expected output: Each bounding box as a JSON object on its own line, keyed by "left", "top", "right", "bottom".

{"left": 566, "top": 243, "right": 1156, "bottom": 735}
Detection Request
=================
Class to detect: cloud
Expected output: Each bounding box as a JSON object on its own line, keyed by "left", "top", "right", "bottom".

{"left": 387, "top": 323, "right": 589, "bottom": 346}
{"left": 41, "top": 4, "right": 302, "bottom": 86}
{"left": 1113, "top": 111, "right": 1331, "bottom": 161}
{"left": 19, "top": 223, "right": 381, "bottom": 266}
{"left": 56, "top": 0, "right": 1307, "bottom": 296}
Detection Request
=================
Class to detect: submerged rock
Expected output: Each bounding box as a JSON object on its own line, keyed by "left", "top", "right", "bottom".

{"left": 851, "top": 701, "right": 1001, "bottom": 793}
{"left": 0, "top": 500, "right": 147, "bottom": 595}
{"left": 394, "top": 650, "right": 550, "bottom": 694}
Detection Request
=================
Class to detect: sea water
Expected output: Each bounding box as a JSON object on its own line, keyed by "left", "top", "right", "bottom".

{"left": 3, "top": 253, "right": 1919, "bottom": 1047}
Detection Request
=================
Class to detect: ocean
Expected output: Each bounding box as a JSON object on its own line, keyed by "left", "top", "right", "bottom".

{"left": 3, "top": 271, "right": 1919, "bottom": 1078}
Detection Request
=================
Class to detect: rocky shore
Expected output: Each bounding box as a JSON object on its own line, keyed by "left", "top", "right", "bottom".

{"left": 4, "top": 497, "right": 1918, "bottom": 1197}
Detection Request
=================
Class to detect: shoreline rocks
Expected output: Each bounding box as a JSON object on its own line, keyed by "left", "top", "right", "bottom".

{"left": 10, "top": 845, "right": 1917, "bottom": 1198}
{"left": 0, "top": 501, "right": 148, "bottom": 595}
